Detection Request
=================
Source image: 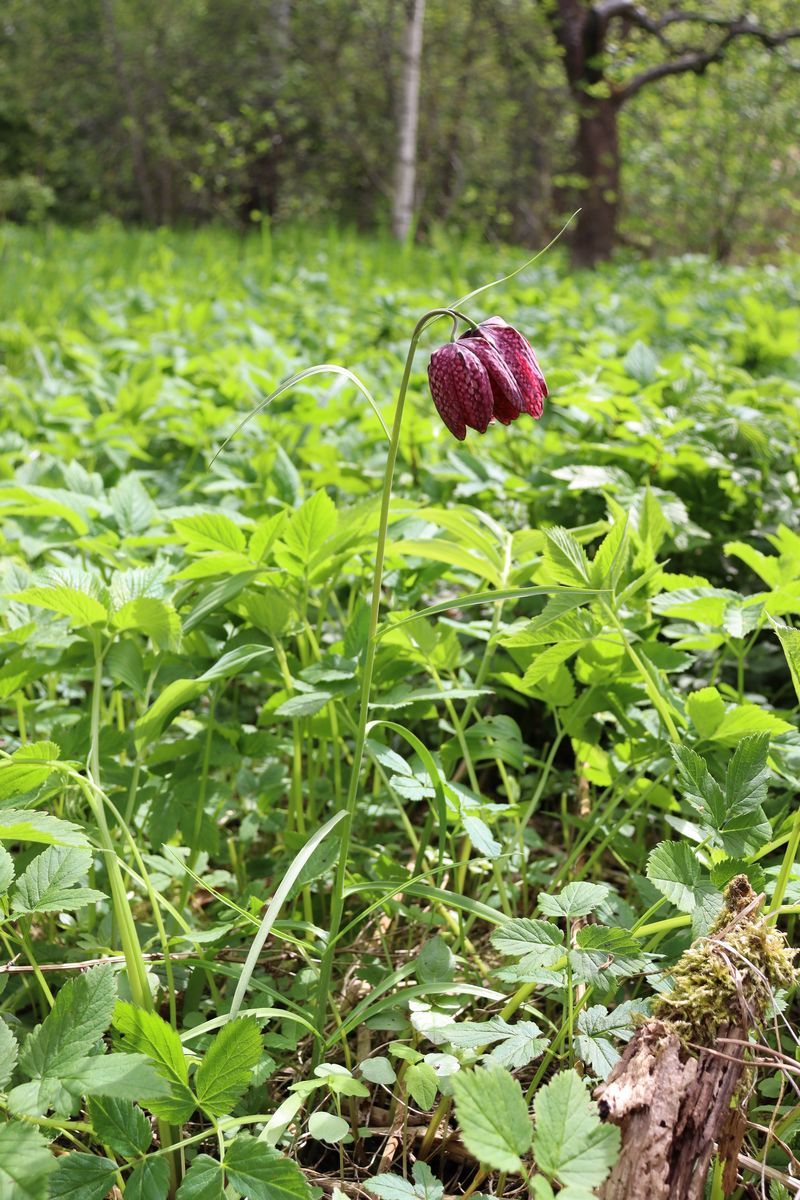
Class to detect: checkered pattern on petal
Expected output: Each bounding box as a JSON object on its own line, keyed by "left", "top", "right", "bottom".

{"left": 463, "top": 317, "right": 547, "bottom": 419}
{"left": 427, "top": 342, "right": 493, "bottom": 441}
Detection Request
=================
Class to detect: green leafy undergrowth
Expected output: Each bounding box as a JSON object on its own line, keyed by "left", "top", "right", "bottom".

{"left": 0, "top": 225, "right": 799, "bottom": 1197}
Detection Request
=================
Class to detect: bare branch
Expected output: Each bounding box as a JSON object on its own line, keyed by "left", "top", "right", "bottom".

{"left": 594, "top": 0, "right": 663, "bottom": 36}
{"left": 615, "top": 17, "right": 800, "bottom": 103}
{"left": 655, "top": 11, "right": 800, "bottom": 45}
{"left": 616, "top": 40, "right": 730, "bottom": 100}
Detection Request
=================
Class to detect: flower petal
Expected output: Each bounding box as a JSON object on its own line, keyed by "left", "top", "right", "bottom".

{"left": 460, "top": 336, "right": 524, "bottom": 421}
{"left": 427, "top": 343, "right": 493, "bottom": 440}
{"left": 464, "top": 317, "right": 547, "bottom": 419}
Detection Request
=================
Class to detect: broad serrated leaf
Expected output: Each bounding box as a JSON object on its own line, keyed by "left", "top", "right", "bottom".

{"left": 124, "top": 1157, "right": 170, "bottom": 1200}
{"left": 436, "top": 1017, "right": 545, "bottom": 1068}
{"left": 569, "top": 926, "right": 649, "bottom": 985}
{"left": 624, "top": 340, "right": 658, "bottom": 384}
{"left": 12, "top": 845, "right": 105, "bottom": 915}
{"left": 538, "top": 882, "right": 610, "bottom": 920}
{"left": 88, "top": 1095, "right": 153, "bottom": 1158}
{"left": 176, "top": 1155, "right": 225, "bottom": 1200}
{"left": 111, "top": 597, "right": 181, "bottom": 649}
{"left": 48, "top": 1153, "right": 118, "bottom": 1200}
{"left": 0, "top": 844, "right": 14, "bottom": 893}
{"left": 686, "top": 686, "right": 725, "bottom": 738}
{"left": 591, "top": 519, "right": 630, "bottom": 588}
{"left": 574, "top": 1003, "right": 643, "bottom": 1077}
{"left": 112, "top": 1002, "right": 197, "bottom": 1123}
{"left": 0, "top": 741, "right": 61, "bottom": 802}
{"left": 672, "top": 742, "right": 772, "bottom": 855}
{"left": 491, "top": 918, "right": 564, "bottom": 965}
{"left": 225, "top": 1136, "right": 313, "bottom": 1200}
{"left": 725, "top": 733, "right": 770, "bottom": 817}
{"left": 711, "top": 703, "right": 792, "bottom": 746}
{"left": 12, "top": 965, "right": 116, "bottom": 1116}
{"left": 13, "top": 584, "right": 109, "bottom": 628}
{"left": 452, "top": 1066, "right": 532, "bottom": 1172}
{"left": 109, "top": 473, "right": 157, "bottom": 536}
{"left": 533, "top": 1069, "right": 619, "bottom": 1191}
{"left": 0, "top": 1020, "right": 19, "bottom": 1089}
{"left": 646, "top": 842, "right": 721, "bottom": 918}
{"left": 543, "top": 527, "right": 591, "bottom": 586}
{"left": 671, "top": 744, "right": 726, "bottom": 828}
{"left": 771, "top": 619, "right": 800, "bottom": 704}
{"left": 61, "top": 1052, "right": 170, "bottom": 1105}
{"left": 195, "top": 1016, "right": 263, "bottom": 1117}
{"left": 411, "top": 1163, "right": 443, "bottom": 1200}
{"left": 522, "top": 641, "right": 588, "bottom": 689}
{"left": 277, "top": 490, "right": 337, "bottom": 573}
{"left": 486, "top": 1023, "right": 547, "bottom": 1070}
{"left": 365, "top": 1177, "right": 416, "bottom": 1200}
{"left": 0, "top": 1122, "right": 56, "bottom": 1200}
{"left": 0, "top": 809, "right": 88, "bottom": 848}
{"left": 173, "top": 512, "right": 247, "bottom": 555}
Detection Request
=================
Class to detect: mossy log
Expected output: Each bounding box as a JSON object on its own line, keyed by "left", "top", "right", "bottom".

{"left": 595, "top": 877, "right": 795, "bottom": 1200}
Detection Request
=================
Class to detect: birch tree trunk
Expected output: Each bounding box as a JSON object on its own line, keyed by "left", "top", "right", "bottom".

{"left": 391, "top": 0, "right": 425, "bottom": 241}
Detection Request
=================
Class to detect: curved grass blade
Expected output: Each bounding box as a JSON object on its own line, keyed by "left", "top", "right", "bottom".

{"left": 210, "top": 364, "right": 390, "bottom": 466}
{"left": 228, "top": 810, "right": 346, "bottom": 1020}
{"left": 366, "top": 719, "right": 449, "bottom": 869}
{"left": 452, "top": 211, "right": 579, "bottom": 310}
{"left": 180, "top": 1007, "right": 317, "bottom": 1043}
{"left": 377, "top": 585, "right": 608, "bottom": 638}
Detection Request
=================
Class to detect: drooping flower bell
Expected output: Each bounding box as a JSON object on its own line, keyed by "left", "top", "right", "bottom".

{"left": 427, "top": 317, "right": 547, "bottom": 440}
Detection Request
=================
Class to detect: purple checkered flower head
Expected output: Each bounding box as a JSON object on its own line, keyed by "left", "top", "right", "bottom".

{"left": 427, "top": 317, "right": 547, "bottom": 440}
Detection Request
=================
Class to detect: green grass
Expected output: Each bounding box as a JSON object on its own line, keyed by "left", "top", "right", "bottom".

{"left": 1, "top": 223, "right": 800, "bottom": 1200}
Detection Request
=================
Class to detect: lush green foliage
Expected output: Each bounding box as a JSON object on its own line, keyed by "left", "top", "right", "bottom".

{"left": 1, "top": 223, "right": 800, "bottom": 1198}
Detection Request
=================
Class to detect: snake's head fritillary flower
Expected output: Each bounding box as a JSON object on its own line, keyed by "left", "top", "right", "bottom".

{"left": 427, "top": 317, "right": 547, "bottom": 439}
{"left": 427, "top": 341, "right": 494, "bottom": 441}
{"left": 461, "top": 316, "right": 547, "bottom": 420}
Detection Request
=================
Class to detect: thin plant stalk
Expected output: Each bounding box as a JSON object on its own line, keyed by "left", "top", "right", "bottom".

{"left": 312, "top": 307, "right": 470, "bottom": 1053}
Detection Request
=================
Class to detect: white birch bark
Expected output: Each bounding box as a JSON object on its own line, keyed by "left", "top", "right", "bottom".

{"left": 391, "top": 0, "right": 426, "bottom": 241}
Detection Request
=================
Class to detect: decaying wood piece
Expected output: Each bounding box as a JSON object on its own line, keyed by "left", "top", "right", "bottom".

{"left": 595, "top": 877, "right": 796, "bottom": 1200}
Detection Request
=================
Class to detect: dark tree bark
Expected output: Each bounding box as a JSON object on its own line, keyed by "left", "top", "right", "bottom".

{"left": 546, "top": 1, "right": 800, "bottom": 267}
{"left": 573, "top": 94, "right": 620, "bottom": 267}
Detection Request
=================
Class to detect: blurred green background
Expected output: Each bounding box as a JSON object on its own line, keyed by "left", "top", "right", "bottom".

{"left": 1, "top": 0, "right": 798, "bottom": 265}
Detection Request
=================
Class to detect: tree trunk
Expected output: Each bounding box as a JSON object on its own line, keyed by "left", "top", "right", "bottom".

{"left": 549, "top": 0, "right": 622, "bottom": 266}
{"left": 101, "top": 0, "right": 157, "bottom": 224}
{"left": 572, "top": 95, "right": 621, "bottom": 267}
{"left": 391, "top": 0, "right": 425, "bottom": 241}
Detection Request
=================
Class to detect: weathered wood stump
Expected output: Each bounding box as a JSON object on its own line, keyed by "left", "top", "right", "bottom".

{"left": 595, "top": 877, "right": 795, "bottom": 1200}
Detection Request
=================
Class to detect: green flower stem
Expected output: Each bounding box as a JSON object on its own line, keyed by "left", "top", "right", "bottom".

{"left": 88, "top": 640, "right": 179, "bottom": 1192}
{"left": 602, "top": 602, "right": 681, "bottom": 744}
{"left": 19, "top": 923, "right": 55, "bottom": 1009}
{"left": 635, "top": 913, "right": 690, "bottom": 938}
{"left": 179, "top": 687, "right": 216, "bottom": 911}
{"left": 88, "top": 641, "right": 151, "bottom": 1011}
{"left": 312, "top": 308, "right": 465, "bottom": 1058}
{"left": 418, "top": 1095, "right": 450, "bottom": 1159}
{"left": 769, "top": 801, "right": 800, "bottom": 920}
{"left": 525, "top": 989, "right": 593, "bottom": 1102}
